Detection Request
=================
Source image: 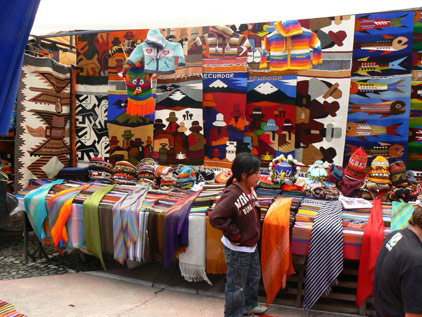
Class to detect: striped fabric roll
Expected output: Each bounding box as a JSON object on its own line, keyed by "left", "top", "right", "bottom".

{"left": 303, "top": 200, "right": 343, "bottom": 312}
{"left": 391, "top": 201, "right": 414, "bottom": 232}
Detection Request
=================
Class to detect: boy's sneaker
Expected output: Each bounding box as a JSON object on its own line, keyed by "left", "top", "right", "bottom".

{"left": 244, "top": 304, "right": 268, "bottom": 315}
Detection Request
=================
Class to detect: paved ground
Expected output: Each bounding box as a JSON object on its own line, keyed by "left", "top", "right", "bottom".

{"left": 0, "top": 231, "right": 363, "bottom": 316}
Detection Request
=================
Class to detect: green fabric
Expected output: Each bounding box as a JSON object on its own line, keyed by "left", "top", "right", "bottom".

{"left": 83, "top": 184, "right": 116, "bottom": 270}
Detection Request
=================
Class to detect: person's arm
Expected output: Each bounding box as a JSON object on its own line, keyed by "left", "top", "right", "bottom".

{"left": 402, "top": 266, "right": 422, "bottom": 316}
{"left": 209, "top": 192, "right": 241, "bottom": 243}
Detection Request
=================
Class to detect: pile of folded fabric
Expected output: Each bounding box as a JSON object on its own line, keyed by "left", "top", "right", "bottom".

{"left": 112, "top": 161, "right": 137, "bottom": 185}
{"left": 88, "top": 157, "right": 114, "bottom": 183}
{"left": 136, "top": 158, "right": 158, "bottom": 186}
{"left": 154, "top": 165, "right": 176, "bottom": 187}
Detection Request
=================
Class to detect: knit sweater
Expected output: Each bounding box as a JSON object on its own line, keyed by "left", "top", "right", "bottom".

{"left": 260, "top": 20, "right": 322, "bottom": 71}
{"left": 209, "top": 183, "right": 261, "bottom": 247}
{"left": 127, "top": 29, "right": 185, "bottom": 74}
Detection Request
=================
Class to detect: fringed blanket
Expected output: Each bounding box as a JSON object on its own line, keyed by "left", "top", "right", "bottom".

{"left": 179, "top": 213, "right": 212, "bottom": 285}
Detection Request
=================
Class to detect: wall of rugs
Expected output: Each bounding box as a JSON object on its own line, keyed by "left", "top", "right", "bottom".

{"left": 14, "top": 9, "right": 422, "bottom": 191}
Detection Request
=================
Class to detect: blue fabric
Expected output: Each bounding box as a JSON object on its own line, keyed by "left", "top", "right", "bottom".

{"left": 24, "top": 179, "right": 64, "bottom": 242}
{"left": 223, "top": 246, "right": 260, "bottom": 317}
{"left": 0, "top": 0, "right": 41, "bottom": 135}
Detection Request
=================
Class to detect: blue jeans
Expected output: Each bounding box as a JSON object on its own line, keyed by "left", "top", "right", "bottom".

{"left": 223, "top": 246, "right": 261, "bottom": 317}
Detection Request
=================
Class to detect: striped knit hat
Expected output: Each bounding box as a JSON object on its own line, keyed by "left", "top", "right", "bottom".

{"left": 368, "top": 156, "right": 391, "bottom": 185}
{"left": 88, "top": 157, "right": 114, "bottom": 183}
{"left": 344, "top": 147, "right": 368, "bottom": 180}
{"left": 389, "top": 157, "right": 409, "bottom": 187}
{"left": 112, "top": 161, "right": 137, "bottom": 185}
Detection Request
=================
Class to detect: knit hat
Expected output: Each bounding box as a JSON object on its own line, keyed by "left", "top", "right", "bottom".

{"left": 112, "top": 161, "right": 137, "bottom": 185}
{"left": 88, "top": 157, "right": 114, "bottom": 183}
{"left": 344, "top": 147, "right": 368, "bottom": 180}
{"left": 389, "top": 157, "right": 409, "bottom": 187}
{"left": 368, "top": 156, "right": 391, "bottom": 184}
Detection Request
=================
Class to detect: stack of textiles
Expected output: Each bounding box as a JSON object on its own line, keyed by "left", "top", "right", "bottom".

{"left": 279, "top": 192, "right": 304, "bottom": 229}
{"left": 57, "top": 167, "right": 89, "bottom": 181}
{"left": 174, "top": 165, "right": 197, "bottom": 189}
{"left": 255, "top": 187, "right": 281, "bottom": 218}
{"left": 88, "top": 157, "right": 114, "bottom": 183}
{"left": 111, "top": 161, "right": 137, "bottom": 185}
{"left": 136, "top": 159, "right": 158, "bottom": 185}
{"left": 199, "top": 183, "right": 225, "bottom": 214}
{"left": 190, "top": 187, "right": 220, "bottom": 214}
{"left": 290, "top": 198, "right": 329, "bottom": 256}
{"left": 341, "top": 200, "right": 391, "bottom": 260}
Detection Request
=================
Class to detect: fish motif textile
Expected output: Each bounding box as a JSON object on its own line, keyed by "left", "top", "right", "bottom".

{"left": 15, "top": 55, "right": 72, "bottom": 192}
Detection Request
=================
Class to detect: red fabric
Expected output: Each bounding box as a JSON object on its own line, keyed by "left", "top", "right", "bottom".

{"left": 356, "top": 198, "right": 385, "bottom": 306}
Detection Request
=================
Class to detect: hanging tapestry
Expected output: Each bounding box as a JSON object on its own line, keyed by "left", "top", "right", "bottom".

{"left": 153, "top": 27, "right": 204, "bottom": 165}
{"left": 154, "top": 76, "right": 203, "bottom": 164}
{"left": 408, "top": 11, "right": 422, "bottom": 169}
{"left": 192, "top": 25, "right": 251, "bottom": 168}
{"left": 15, "top": 54, "right": 71, "bottom": 192}
{"left": 295, "top": 76, "right": 351, "bottom": 166}
{"left": 75, "top": 84, "right": 110, "bottom": 166}
{"left": 345, "top": 75, "right": 411, "bottom": 163}
{"left": 352, "top": 11, "right": 415, "bottom": 77}
{"left": 76, "top": 32, "right": 109, "bottom": 85}
{"left": 107, "top": 30, "right": 156, "bottom": 166}
{"left": 245, "top": 74, "right": 297, "bottom": 163}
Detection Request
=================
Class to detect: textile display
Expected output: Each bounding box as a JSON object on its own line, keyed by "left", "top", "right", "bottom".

{"left": 154, "top": 76, "right": 204, "bottom": 164}
{"left": 74, "top": 84, "right": 110, "bottom": 167}
{"left": 75, "top": 32, "right": 109, "bottom": 85}
{"left": 194, "top": 25, "right": 251, "bottom": 168}
{"left": 261, "top": 198, "right": 295, "bottom": 307}
{"left": 206, "top": 216, "right": 227, "bottom": 274}
{"left": 179, "top": 213, "right": 212, "bottom": 285}
{"left": 352, "top": 12, "right": 414, "bottom": 77}
{"left": 303, "top": 200, "right": 343, "bottom": 312}
{"left": 408, "top": 11, "right": 422, "bottom": 169}
{"left": 108, "top": 30, "right": 155, "bottom": 166}
{"left": 163, "top": 191, "right": 200, "bottom": 269}
{"left": 245, "top": 75, "right": 297, "bottom": 162}
{"left": 15, "top": 54, "right": 72, "bottom": 192}
{"left": 299, "top": 15, "right": 356, "bottom": 74}
{"left": 24, "top": 179, "right": 64, "bottom": 242}
{"left": 295, "top": 76, "right": 351, "bottom": 165}
{"left": 356, "top": 198, "right": 385, "bottom": 306}
{"left": 82, "top": 184, "right": 116, "bottom": 270}
{"left": 391, "top": 201, "right": 414, "bottom": 232}
{"left": 127, "top": 209, "right": 151, "bottom": 263}
{"left": 345, "top": 75, "right": 411, "bottom": 163}
{"left": 0, "top": 0, "right": 40, "bottom": 136}
{"left": 0, "top": 299, "right": 26, "bottom": 317}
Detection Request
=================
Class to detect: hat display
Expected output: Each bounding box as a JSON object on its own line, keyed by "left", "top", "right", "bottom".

{"left": 89, "top": 157, "right": 114, "bottom": 183}
{"left": 389, "top": 157, "right": 409, "bottom": 187}
{"left": 344, "top": 147, "right": 368, "bottom": 180}
{"left": 213, "top": 113, "right": 227, "bottom": 127}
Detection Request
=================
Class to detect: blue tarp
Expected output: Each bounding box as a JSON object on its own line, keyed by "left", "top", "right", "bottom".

{"left": 0, "top": 0, "right": 41, "bottom": 135}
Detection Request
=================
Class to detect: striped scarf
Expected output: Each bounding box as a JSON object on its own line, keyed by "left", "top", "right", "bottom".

{"left": 112, "top": 187, "right": 149, "bottom": 264}
{"left": 303, "top": 200, "right": 343, "bottom": 312}
{"left": 391, "top": 201, "right": 414, "bottom": 232}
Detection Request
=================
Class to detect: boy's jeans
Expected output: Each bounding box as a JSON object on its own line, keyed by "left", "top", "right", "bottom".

{"left": 223, "top": 246, "right": 260, "bottom": 317}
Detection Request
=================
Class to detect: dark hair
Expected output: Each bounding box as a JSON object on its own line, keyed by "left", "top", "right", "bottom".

{"left": 226, "top": 152, "right": 261, "bottom": 187}
{"left": 409, "top": 205, "right": 422, "bottom": 229}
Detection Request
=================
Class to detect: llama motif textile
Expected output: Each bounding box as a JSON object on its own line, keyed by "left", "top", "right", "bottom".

{"left": 246, "top": 75, "right": 297, "bottom": 162}
{"left": 75, "top": 84, "right": 110, "bottom": 167}
{"left": 194, "top": 26, "right": 251, "bottom": 168}
{"left": 154, "top": 76, "right": 203, "bottom": 164}
{"left": 108, "top": 30, "right": 156, "bottom": 166}
{"left": 352, "top": 12, "right": 414, "bottom": 77}
{"left": 345, "top": 75, "right": 411, "bottom": 164}
{"left": 407, "top": 11, "right": 422, "bottom": 169}
{"left": 295, "top": 76, "right": 350, "bottom": 166}
{"left": 76, "top": 32, "right": 109, "bottom": 85}
{"left": 15, "top": 55, "right": 71, "bottom": 192}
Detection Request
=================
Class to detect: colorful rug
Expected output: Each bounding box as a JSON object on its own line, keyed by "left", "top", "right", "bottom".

{"left": 15, "top": 54, "right": 71, "bottom": 192}
{"left": 74, "top": 84, "right": 110, "bottom": 166}
{"left": 76, "top": 32, "right": 109, "bottom": 85}
{"left": 352, "top": 11, "right": 414, "bottom": 77}
{"left": 345, "top": 75, "right": 411, "bottom": 163}
{"left": 0, "top": 299, "right": 26, "bottom": 316}
{"left": 407, "top": 10, "right": 422, "bottom": 169}
{"left": 295, "top": 76, "right": 351, "bottom": 166}
{"left": 246, "top": 74, "right": 297, "bottom": 163}
{"left": 107, "top": 30, "right": 156, "bottom": 166}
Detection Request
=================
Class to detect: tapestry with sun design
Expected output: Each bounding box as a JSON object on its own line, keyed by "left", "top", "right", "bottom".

{"left": 15, "top": 54, "right": 72, "bottom": 192}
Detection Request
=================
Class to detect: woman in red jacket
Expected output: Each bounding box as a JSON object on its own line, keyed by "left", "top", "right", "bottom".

{"left": 209, "top": 152, "right": 267, "bottom": 317}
